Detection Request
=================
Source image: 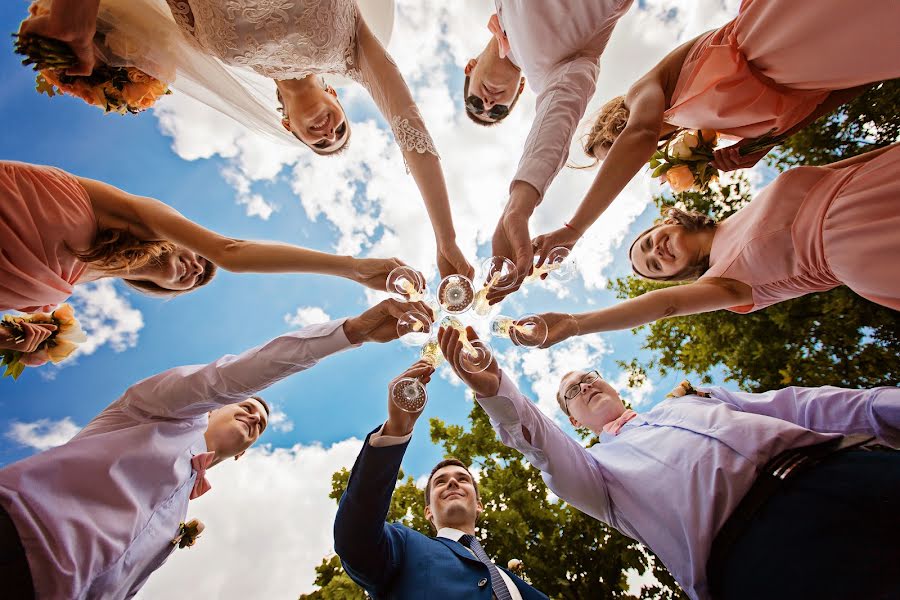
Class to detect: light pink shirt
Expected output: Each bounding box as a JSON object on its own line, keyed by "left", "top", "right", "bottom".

{"left": 495, "top": 0, "right": 633, "bottom": 196}
{"left": 0, "top": 320, "right": 355, "bottom": 599}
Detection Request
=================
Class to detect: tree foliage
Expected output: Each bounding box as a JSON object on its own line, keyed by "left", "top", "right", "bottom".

{"left": 610, "top": 79, "right": 900, "bottom": 392}
{"left": 300, "top": 405, "right": 686, "bottom": 599}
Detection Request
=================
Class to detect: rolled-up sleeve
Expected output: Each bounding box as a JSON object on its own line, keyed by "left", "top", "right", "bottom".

{"left": 476, "top": 371, "right": 612, "bottom": 522}
{"left": 512, "top": 56, "right": 599, "bottom": 197}
{"left": 121, "top": 319, "right": 359, "bottom": 420}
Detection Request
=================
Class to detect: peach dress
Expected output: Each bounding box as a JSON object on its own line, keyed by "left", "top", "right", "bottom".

{"left": 664, "top": 0, "right": 900, "bottom": 138}
{"left": 0, "top": 162, "right": 97, "bottom": 313}
{"left": 700, "top": 144, "right": 900, "bottom": 313}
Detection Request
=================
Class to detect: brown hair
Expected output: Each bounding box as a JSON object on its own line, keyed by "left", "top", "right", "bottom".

{"left": 424, "top": 458, "right": 479, "bottom": 505}
{"left": 583, "top": 95, "right": 629, "bottom": 164}
{"left": 628, "top": 207, "right": 717, "bottom": 281}
{"left": 556, "top": 370, "right": 580, "bottom": 416}
{"left": 462, "top": 75, "right": 522, "bottom": 127}
{"left": 249, "top": 395, "right": 270, "bottom": 418}
{"left": 72, "top": 228, "right": 217, "bottom": 297}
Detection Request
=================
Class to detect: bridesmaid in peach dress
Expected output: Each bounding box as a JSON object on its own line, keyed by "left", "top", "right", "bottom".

{"left": 529, "top": 0, "right": 900, "bottom": 257}
{"left": 525, "top": 143, "right": 900, "bottom": 348}
{"left": 0, "top": 161, "right": 408, "bottom": 354}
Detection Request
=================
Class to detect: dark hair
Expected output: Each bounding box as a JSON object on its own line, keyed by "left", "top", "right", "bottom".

{"left": 424, "top": 458, "right": 479, "bottom": 505}
{"left": 275, "top": 88, "right": 351, "bottom": 155}
{"left": 628, "top": 207, "right": 717, "bottom": 281}
{"left": 249, "top": 395, "right": 270, "bottom": 418}
{"left": 72, "top": 228, "right": 217, "bottom": 298}
{"left": 462, "top": 75, "right": 521, "bottom": 127}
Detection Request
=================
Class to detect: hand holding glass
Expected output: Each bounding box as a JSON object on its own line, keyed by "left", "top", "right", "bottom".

{"left": 490, "top": 314, "right": 549, "bottom": 347}
{"left": 440, "top": 316, "right": 493, "bottom": 373}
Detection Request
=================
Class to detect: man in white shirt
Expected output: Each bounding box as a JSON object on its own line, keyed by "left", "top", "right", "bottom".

{"left": 0, "top": 298, "right": 432, "bottom": 600}
{"left": 463, "top": 0, "right": 633, "bottom": 292}
{"left": 334, "top": 362, "right": 549, "bottom": 599}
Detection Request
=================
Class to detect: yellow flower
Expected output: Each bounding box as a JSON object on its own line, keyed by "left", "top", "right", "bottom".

{"left": 665, "top": 164, "right": 696, "bottom": 193}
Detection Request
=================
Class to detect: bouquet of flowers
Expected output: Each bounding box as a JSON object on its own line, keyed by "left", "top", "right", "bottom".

{"left": 13, "top": 3, "right": 171, "bottom": 114}
{"left": 1, "top": 304, "right": 87, "bottom": 380}
{"left": 649, "top": 129, "right": 721, "bottom": 193}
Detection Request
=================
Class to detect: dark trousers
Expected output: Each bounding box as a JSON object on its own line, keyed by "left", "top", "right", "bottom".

{"left": 720, "top": 449, "right": 900, "bottom": 600}
{"left": 0, "top": 505, "right": 35, "bottom": 600}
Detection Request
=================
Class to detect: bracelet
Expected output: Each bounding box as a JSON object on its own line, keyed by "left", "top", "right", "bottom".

{"left": 564, "top": 222, "right": 581, "bottom": 236}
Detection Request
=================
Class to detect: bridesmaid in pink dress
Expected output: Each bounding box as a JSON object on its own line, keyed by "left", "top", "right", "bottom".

{"left": 0, "top": 161, "right": 410, "bottom": 356}
{"left": 530, "top": 0, "right": 900, "bottom": 259}
{"left": 522, "top": 143, "right": 900, "bottom": 347}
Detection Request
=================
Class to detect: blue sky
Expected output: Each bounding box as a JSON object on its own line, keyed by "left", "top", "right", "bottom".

{"left": 0, "top": 1, "right": 746, "bottom": 595}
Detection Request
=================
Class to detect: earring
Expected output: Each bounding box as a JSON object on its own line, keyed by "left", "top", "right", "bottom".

{"left": 281, "top": 117, "right": 291, "bottom": 131}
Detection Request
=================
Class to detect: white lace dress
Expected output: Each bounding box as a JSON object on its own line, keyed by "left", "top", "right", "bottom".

{"left": 165, "top": 0, "right": 438, "bottom": 157}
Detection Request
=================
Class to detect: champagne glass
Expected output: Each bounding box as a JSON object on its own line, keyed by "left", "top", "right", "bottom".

{"left": 440, "top": 316, "right": 494, "bottom": 373}
{"left": 396, "top": 310, "right": 434, "bottom": 346}
{"left": 524, "top": 247, "right": 578, "bottom": 283}
{"left": 438, "top": 274, "right": 476, "bottom": 314}
{"left": 490, "top": 314, "right": 549, "bottom": 348}
{"left": 419, "top": 335, "right": 445, "bottom": 368}
{"left": 390, "top": 377, "right": 428, "bottom": 413}
{"left": 387, "top": 266, "right": 426, "bottom": 301}
{"left": 473, "top": 257, "right": 518, "bottom": 316}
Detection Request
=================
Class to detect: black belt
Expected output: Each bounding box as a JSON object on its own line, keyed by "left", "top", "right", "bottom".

{"left": 706, "top": 434, "right": 877, "bottom": 599}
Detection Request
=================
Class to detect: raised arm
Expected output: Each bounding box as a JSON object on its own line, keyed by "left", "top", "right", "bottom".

{"left": 354, "top": 16, "right": 473, "bottom": 279}
{"left": 707, "top": 385, "right": 900, "bottom": 447}
{"left": 78, "top": 176, "right": 405, "bottom": 291}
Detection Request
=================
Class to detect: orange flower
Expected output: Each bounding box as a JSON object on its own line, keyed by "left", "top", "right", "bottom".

{"left": 126, "top": 67, "right": 153, "bottom": 84}
{"left": 47, "top": 338, "right": 79, "bottom": 363}
{"left": 665, "top": 164, "right": 696, "bottom": 193}
{"left": 122, "top": 80, "right": 167, "bottom": 110}
{"left": 698, "top": 129, "right": 719, "bottom": 145}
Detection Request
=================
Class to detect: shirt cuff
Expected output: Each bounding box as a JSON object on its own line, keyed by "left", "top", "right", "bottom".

{"left": 294, "top": 318, "right": 360, "bottom": 358}
{"left": 475, "top": 371, "right": 525, "bottom": 426}
{"left": 368, "top": 423, "right": 413, "bottom": 447}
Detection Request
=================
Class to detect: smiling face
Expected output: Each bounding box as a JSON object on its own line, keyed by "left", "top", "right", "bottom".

{"left": 557, "top": 370, "right": 625, "bottom": 434}
{"left": 629, "top": 222, "right": 703, "bottom": 280}
{"left": 464, "top": 58, "right": 522, "bottom": 124}
{"left": 282, "top": 84, "right": 350, "bottom": 154}
{"left": 205, "top": 397, "right": 269, "bottom": 460}
{"left": 424, "top": 463, "right": 482, "bottom": 532}
{"left": 125, "top": 247, "right": 214, "bottom": 292}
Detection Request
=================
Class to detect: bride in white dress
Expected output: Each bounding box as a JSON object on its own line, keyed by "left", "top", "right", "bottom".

{"left": 22, "top": 0, "right": 473, "bottom": 279}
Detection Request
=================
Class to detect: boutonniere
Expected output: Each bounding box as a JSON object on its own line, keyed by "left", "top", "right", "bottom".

{"left": 666, "top": 379, "right": 710, "bottom": 399}
{"left": 172, "top": 518, "right": 205, "bottom": 549}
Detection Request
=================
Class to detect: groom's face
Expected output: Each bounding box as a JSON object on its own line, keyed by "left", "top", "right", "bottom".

{"left": 425, "top": 465, "right": 482, "bottom": 530}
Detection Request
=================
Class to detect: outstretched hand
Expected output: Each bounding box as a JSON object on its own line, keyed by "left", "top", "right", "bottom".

{"left": 531, "top": 226, "right": 580, "bottom": 268}
{"left": 383, "top": 360, "right": 434, "bottom": 437}
{"left": 711, "top": 140, "right": 772, "bottom": 172}
{"left": 488, "top": 209, "right": 534, "bottom": 303}
{"left": 437, "top": 241, "right": 475, "bottom": 281}
{"left": 438, "top": 326, "right": 501, "bottom": 397}
{"left": 350, "top": 256, "right": 411, "bottom": 291}
{"left": 528, "top": 312, "right": 579, "bottom": 349}
{"left": 343, "top": 299, "right": 435, "bottom": 345}
{"left": 0, "top": 322, "right": 57, "bottom": 353}
{"left": 19, "top": 0, "right": 100, "bottom": 76}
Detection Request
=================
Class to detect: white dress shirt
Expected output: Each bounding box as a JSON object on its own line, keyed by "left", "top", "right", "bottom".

{"left": 0, "top": 320, "right": 356, "bottom": 600}
{"left": 476, "top": 372, "right": 899, "bottom": 600}
{"left": 494, "top": 0, "right": 633, "bottom": 196}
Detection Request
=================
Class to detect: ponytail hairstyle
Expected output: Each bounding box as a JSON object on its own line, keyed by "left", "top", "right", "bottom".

{"left": 71, "top": 228, "right": 217, "bottom": 297}
{"left": 628, "top": 207, "right": 717, "bottom": 282}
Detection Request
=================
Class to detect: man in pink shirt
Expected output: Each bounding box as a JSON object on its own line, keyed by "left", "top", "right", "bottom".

{"left": 463, "top": 0, "right": 634, "bottom": 293}
{"left": 0, "top": 297, "right": 431, "bottom": 599}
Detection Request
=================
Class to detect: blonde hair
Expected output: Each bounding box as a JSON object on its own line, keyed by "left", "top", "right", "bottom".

{"left": 583, "top": 95, "right": 629, "bottom": 164}
{"left": 72, "top": 228, "right": 217, "bottom": 297}
{"left": 628, "top": 207, "right": 717, "bottom": 282}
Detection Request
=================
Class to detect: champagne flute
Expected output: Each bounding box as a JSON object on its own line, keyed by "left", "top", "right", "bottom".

{"left": 490, "top": 314, "right": 549, "bottom": 348}
{"left": 390, "top": 377, "right": 428, "bottom": 413}
{"left": 473, "top": 257, "right": 518, "bottom": 316}
{"left": 524, "top": 247, "right": 578, "bottom": 283}
{"left": 438, "top": 274, "right": 476, "bottom": 314}
{"left": 387, "top": 266, "right": 426, "bottom": 301}
{"left": 440, "top": 316, "right": 494, "bottom": 373}
{"left": 396, "top": 310, "right": 434, "bottom": 346}
{"left": 419, "top": 335, "right": 445, "bottom": 368}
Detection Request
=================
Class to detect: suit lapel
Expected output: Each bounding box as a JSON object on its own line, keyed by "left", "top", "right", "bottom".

{"left": 434, "top": 536, "right": 485, "bottom": 567}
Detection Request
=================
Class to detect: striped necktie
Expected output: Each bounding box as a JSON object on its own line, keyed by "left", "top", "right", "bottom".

{"left": 459, "top": 534, "right": 513, "bottom": 600}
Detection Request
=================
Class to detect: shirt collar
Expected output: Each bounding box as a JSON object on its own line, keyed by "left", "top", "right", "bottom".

{"left": 436, "top": 527, "right": 469, "bottom": 542}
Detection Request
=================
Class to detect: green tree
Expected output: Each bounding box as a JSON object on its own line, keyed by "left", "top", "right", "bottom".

{"left": 610, "top": 79, "right": 900, "bottom": 391}
{"left": 300, "top": 404, "right": 686, "bottom": 600}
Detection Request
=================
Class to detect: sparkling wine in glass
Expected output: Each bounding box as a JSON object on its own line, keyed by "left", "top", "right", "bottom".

{"left": 524, "top": 247, "right": 578, "bottom": 283}
{"left": 396, "top": 310, "right": 434, "bottom": 346}
{"left": 419, "top": 336, "right": 445, "bottom": 368}
{"left": 438, "top": 275, "right": 476, "bottom": 314}
{"left": 387, "top": 266, "right": 426, "bottom": 301}
{"left": 391, "top": 377, "right": 427, "bottom": 413}
{"left": 473, "top": 257, "right": 518, "bottom": 316}
{"left": 490, "top": 314, "right": 549, "bottom": 348}
{"left": 440, "top": 316, "right": 494, "bottom": 373}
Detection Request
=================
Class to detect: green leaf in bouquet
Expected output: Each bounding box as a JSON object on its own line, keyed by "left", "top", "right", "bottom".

{"left": 697, "top": 161, "right": 708, "bottom": 181}
{"left": 650, "top": 163, "right": 671, "bottom": 178}
{"left": 651, "top": 150, "right": 665, "bottom": 160}
{"left": 649, "top": 158, "right": 661, "bottom": 169}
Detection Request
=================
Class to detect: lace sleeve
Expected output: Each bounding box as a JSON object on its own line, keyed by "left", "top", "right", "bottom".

{"left": 390, "top": 107, "right": 438, "bottom": 157}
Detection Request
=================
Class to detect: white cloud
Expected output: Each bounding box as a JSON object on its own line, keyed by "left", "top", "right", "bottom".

{"left": 6, "top": 418, "right": 80, "bottom": 451}
{"left": 267, "top": 407, "right": 295, "bottom": 434}
{"left": 284, "top": 306, "right": 332, "bottom": 327}
{"left": 69, "top": 281, "right": 144, "bottom": 356}
{"left": 138, "top": 438, "right": 364, "bottom": 599}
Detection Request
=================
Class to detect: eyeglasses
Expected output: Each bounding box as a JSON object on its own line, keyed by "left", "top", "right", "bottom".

{"left": 465, "top": 95, "right": 510, "bottom": 121}
{"left": 562, "top": 370, "right": 601, "bottom": 414}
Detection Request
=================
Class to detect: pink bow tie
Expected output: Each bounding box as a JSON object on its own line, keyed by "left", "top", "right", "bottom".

{"left": 603, "top": 409, "right": 638, "bottom": 436}
{"left": 487, "top": 14, "right": 510, "bottom": 59}
{"left": 190, "top": 452, "right": 215, "bottom": 500}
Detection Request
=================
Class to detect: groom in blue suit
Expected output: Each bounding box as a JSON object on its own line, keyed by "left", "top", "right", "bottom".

{"left": 334, "top": 362, "right": 549, "bottom": 599}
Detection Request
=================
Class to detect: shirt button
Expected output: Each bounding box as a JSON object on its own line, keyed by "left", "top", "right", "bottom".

{"left": 478, "top": 578, "right": 488, "bottom": 587}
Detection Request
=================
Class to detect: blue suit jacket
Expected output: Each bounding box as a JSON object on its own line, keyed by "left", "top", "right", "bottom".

{"left": 334, "top": 427, "right": 549, "bottom": 600}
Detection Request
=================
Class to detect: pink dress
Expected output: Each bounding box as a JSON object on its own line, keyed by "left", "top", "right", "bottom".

{"left": 0, "top": 162, "right": 97, "bottom": 313}
{"left": 663, "top": 0, "right": 900, "bottom": 138}
{"left": 701, "top": 144, "right": 900, "bottom": 313}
